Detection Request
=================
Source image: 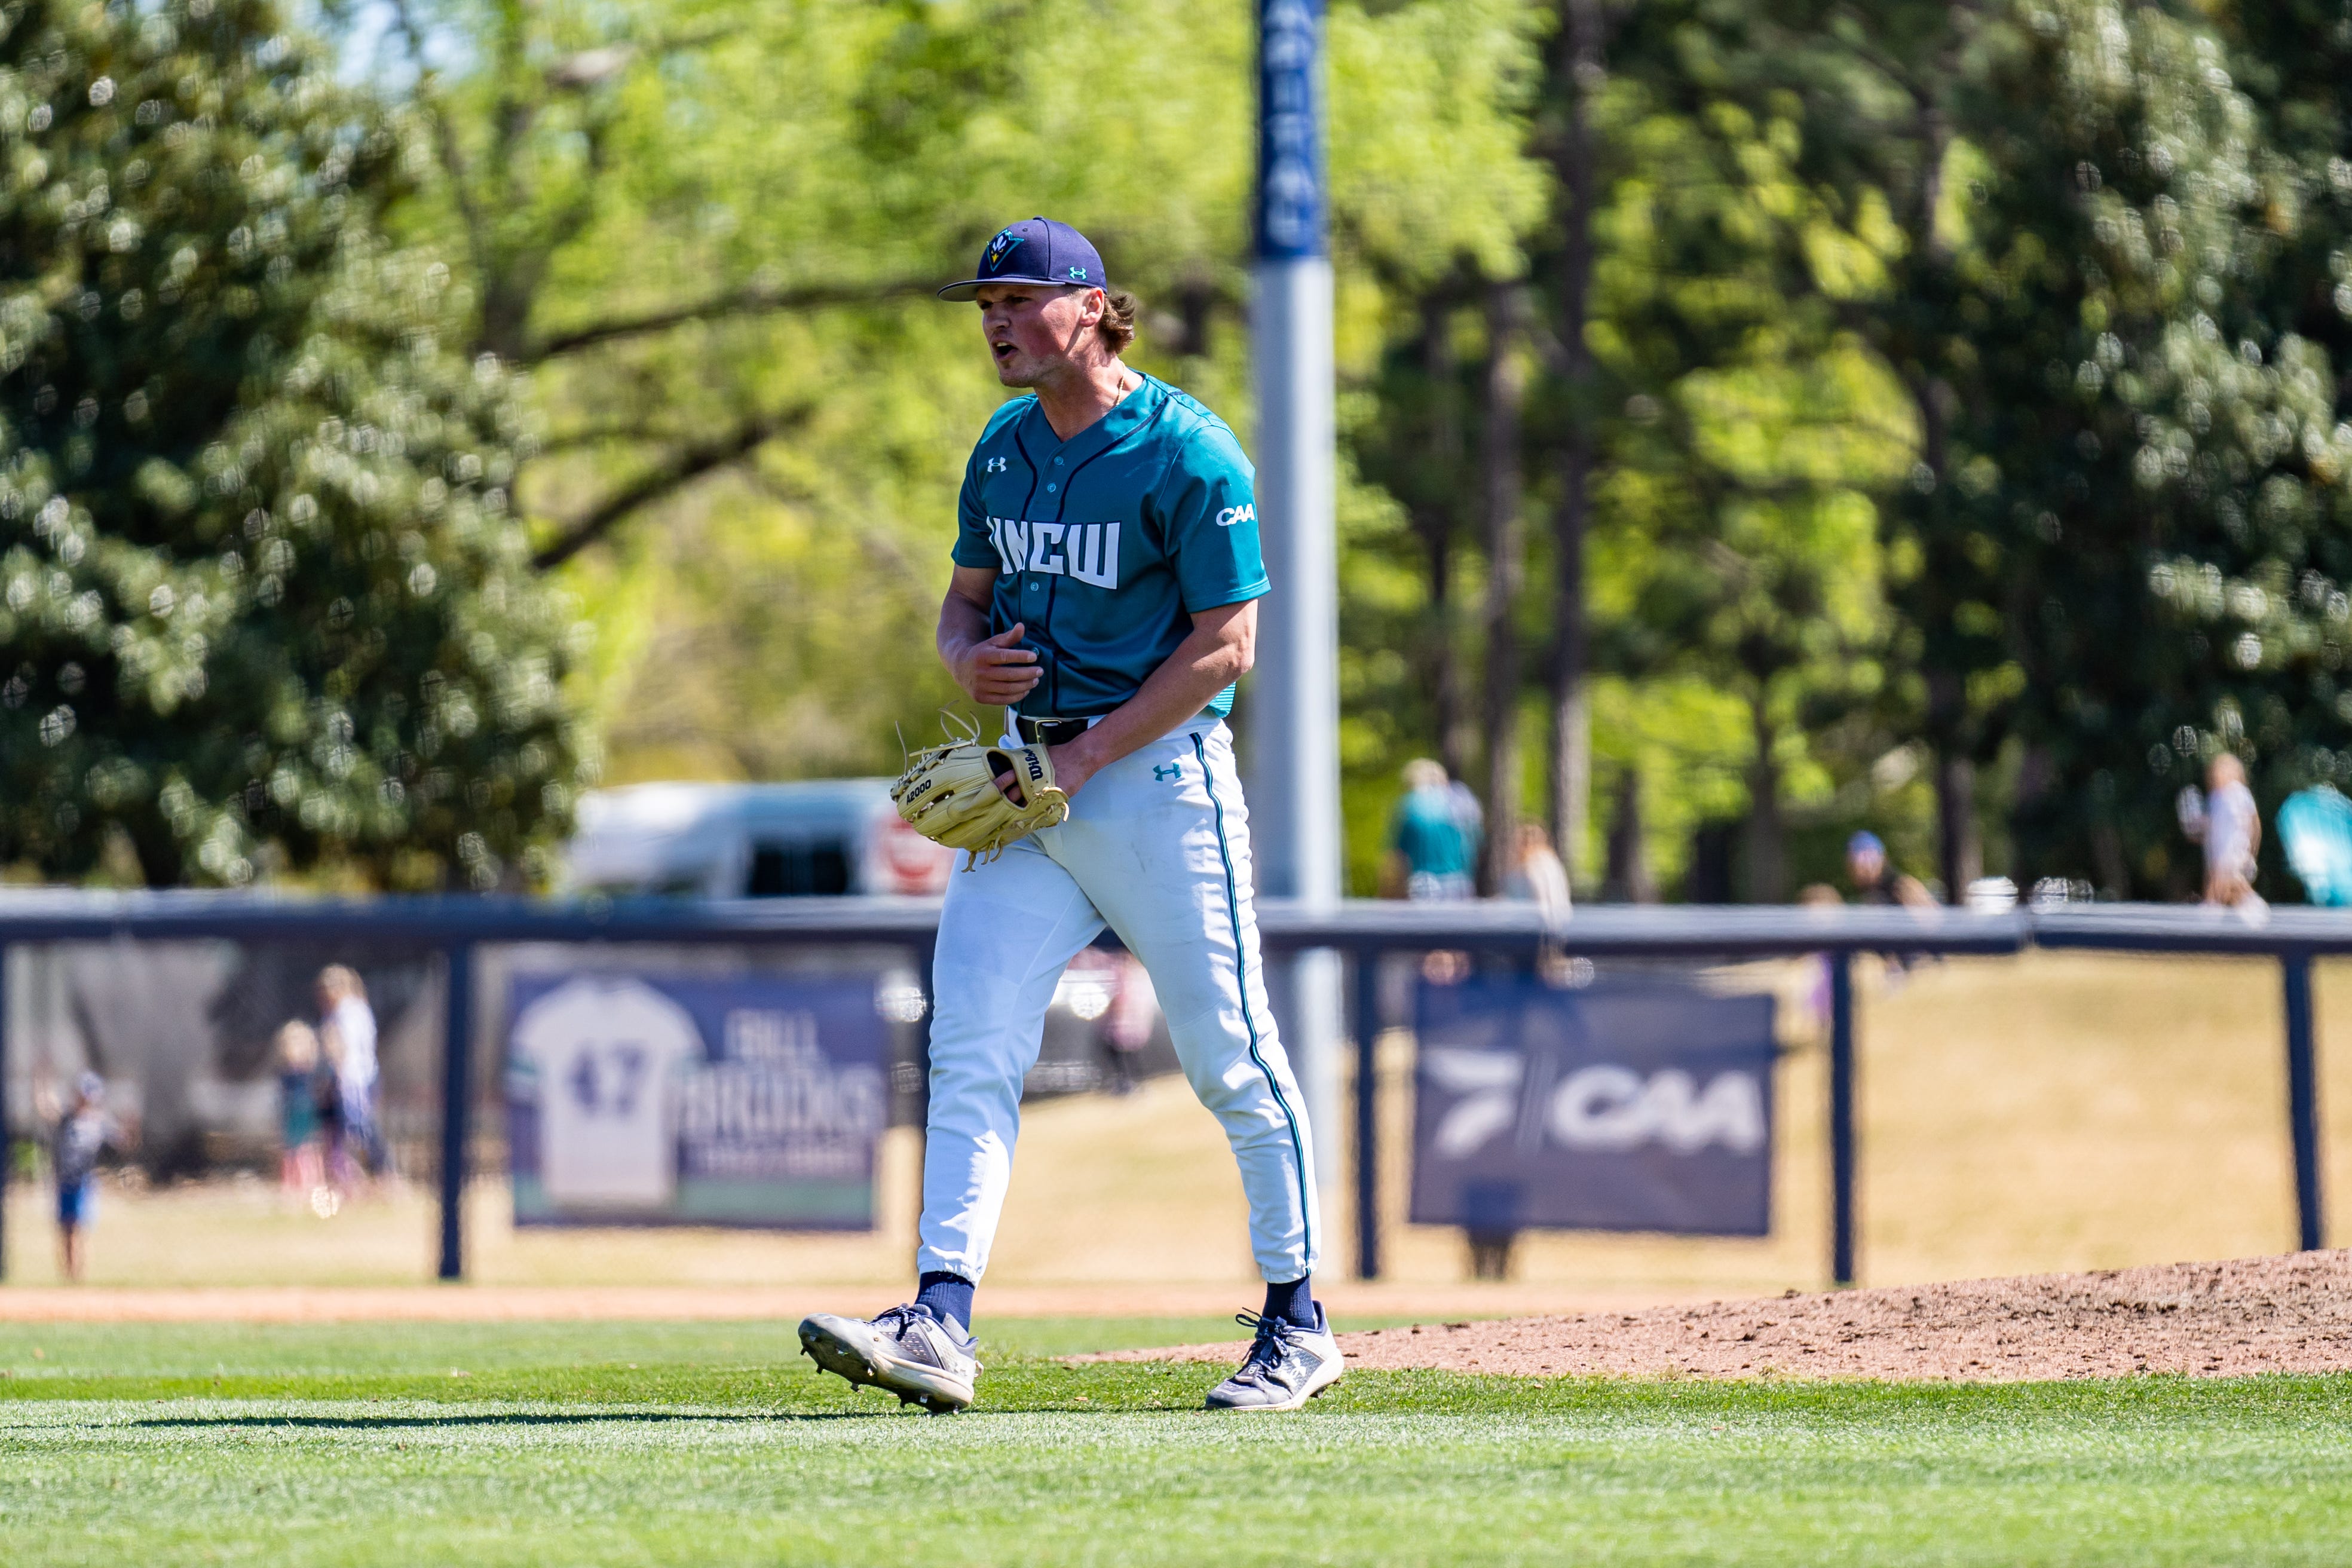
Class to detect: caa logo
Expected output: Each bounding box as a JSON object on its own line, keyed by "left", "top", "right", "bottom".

{"left": 1215, "top": 503, "right": 1257, "bottom": 528}
{"left": 1423, "top": 1050, "right": 1765, "bottom": 1158}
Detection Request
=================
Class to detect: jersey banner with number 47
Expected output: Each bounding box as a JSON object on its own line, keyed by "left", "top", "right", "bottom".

{"left": 505, "top": 970, "right": 893, "bottom": 1229}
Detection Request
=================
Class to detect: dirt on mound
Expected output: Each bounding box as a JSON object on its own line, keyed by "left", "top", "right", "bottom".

{"left": 1100, "top": 1251, "right": 2352, "bottom": 1382}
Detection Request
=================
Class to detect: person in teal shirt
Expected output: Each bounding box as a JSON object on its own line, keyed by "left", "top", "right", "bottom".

{"left": 1385, "top": 758, "right": 1480, "bottom": 899}
{"left": 799, "top": 217, "right": 1337, "bottom": 1420}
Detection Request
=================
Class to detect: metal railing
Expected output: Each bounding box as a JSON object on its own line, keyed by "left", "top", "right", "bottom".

{"left": 0, "top": 892, "right": 2328, "bottom": 1286}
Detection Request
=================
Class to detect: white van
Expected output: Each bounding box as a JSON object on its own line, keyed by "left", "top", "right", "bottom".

{"left": 562, "top": 780, "right": 954, "bottom": 899}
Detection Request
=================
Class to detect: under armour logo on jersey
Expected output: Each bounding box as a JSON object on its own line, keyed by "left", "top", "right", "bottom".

{"left": 1153, "top": 762, "right": 1183, "bottom": 782}
{"left": 1215, "top": 504, "right": 1257, "bottom": 528}
{"left": 985, "top": 457, "right": 1009, "bottom": 473}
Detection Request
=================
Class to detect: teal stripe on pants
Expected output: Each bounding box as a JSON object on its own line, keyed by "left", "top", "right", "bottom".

{"left": 1192, "top": 731, "right": 1312, "bottom": 1274}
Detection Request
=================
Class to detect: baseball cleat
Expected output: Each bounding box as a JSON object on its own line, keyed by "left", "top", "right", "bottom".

{"left": 798, "top": 1304, "right": 980, "bottom": 1414}
{"left": 1203, "top": 1305, "right": 1345, "bottom": 1412}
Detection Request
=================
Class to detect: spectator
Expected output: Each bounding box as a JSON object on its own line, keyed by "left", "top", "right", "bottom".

{"left": 1797, "top": 884, "right": 1846, "bottom": 1036}
{"left": 45, "top": 1073, "right": 120, "bottom": 1282}
{"left": 1845, "top": 831, "right": 1935, "bottom": 908}
{"left": 1102, "top": 954, "right": 1159, "bottom": 1097}
{"left": 314, "top": 1021, "right": 351, "bottom": 1201}
{"left": 2195, "top": 754, "right": 2264, "bottom": 908}
{"left": 1448, "top": 775, "right": 1487, "bottom": 875}
{"left": 1503, "top": 819, "right": 1577, "bottom": 987}
{"left": 276, "top": 1020, "right": 326, "bottom": 1201}
{"left": 1501, "top": 820, "right": 1572, "bottom": 926}
{"left": 1383, "top": 759, "right": 1480, "bottom": 901}
{"left": 317, "top": 966, "right": 382, "bottom": 1184}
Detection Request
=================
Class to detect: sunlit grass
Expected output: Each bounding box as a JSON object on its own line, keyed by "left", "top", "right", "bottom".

{"left": 3, "top": 1319, "right": 2348, "bottom": 1565}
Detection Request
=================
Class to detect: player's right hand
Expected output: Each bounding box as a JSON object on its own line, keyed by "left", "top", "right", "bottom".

{"left": 955, "top": 623, "right": 1042, "bottom": 705}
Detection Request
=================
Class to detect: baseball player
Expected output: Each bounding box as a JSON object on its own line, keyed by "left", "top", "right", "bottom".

{"left": 800, "top": 217, "right": 1338, "bottom": 1413}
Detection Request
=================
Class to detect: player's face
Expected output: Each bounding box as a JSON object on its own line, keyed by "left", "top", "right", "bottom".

{"left": 975, "top": 283, "right": 1100, "bottom": 386}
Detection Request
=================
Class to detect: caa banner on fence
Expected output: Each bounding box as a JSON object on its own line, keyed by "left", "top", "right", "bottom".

{"left": 506, "top": 971, "right": 891, "bottom": 1229}
{"left": 1410, "top": 975, "right": 1777, "bottom": 1236}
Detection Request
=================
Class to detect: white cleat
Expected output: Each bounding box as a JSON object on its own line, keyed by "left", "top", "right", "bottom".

{"left": 799, "top": 1304, "right": 980, "bottom": 1414}
{"left": 1203, "top": 1306, "right": 1345, "bottom": 1412}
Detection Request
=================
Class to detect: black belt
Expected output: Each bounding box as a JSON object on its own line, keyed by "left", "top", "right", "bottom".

{"left": 1015, "top": 716, "right": 1092, "bottom": 746}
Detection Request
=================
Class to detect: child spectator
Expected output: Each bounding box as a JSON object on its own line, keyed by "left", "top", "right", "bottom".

{"left": 48, "top": 1073, "right": 118, "bottom": 1282}
{"left": 276, "top": 1020, "right": 326, "bottom": 1200}
{"left": 2198, "top": 754, "right": 2264, "bottom": 908}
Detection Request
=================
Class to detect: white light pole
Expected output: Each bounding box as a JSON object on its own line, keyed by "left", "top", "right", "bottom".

{"left": 1251, "top": 0, "right": 1343, "bottom": 1190}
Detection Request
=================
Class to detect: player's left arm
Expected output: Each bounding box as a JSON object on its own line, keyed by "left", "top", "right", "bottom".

{"left": 1047, "top": 601, "right": 1255, "bottom": 795}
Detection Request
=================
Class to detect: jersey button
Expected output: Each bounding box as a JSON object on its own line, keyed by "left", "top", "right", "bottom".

{"left": 1054, "top": 457, "right": 1064, "bottom": 466}
{"left": 1046, "top": 483, "right": 1056, "bottom": 492}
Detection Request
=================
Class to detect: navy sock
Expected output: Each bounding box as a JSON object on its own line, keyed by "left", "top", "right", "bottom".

{"left": 1263, "top": 1276, "right": 1316, "bottom": 1330}
{"left": 915, "top": 1272, "right": 975, "bottom": 1335}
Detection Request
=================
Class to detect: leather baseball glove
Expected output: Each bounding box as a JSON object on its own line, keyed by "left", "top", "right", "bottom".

{"left": 892, "top": 713, "right": 1070, "bottom": 867}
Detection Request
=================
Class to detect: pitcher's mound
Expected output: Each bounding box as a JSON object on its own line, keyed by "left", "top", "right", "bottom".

{"left": 1100, "top": 1251, "right": 2352, "bottom": 1382}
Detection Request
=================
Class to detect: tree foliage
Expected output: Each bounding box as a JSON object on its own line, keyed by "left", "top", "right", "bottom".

{"left": 1347, "top": 0, "right": 2352, "bottom": 899}
{"left": 29, "top": 0, "right": 2352, "bottom": 899}
{"left": 0, "top": 0, "right": 583, "bottom": 888}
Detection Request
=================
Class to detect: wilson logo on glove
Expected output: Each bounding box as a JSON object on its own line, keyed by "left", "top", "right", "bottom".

{"left": 891, "top": 712, "right": 1070, "bottom": 868}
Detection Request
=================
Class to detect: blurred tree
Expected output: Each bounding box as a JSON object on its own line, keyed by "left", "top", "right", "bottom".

{"left": 354, "top": 0, "right": 1544, "bottom": 798}
{"left": 1773, "top": 0, "right": 2001, "bottom": 902}
{"left": 1331, "top": 0, "right": 1545, "bottom": 889}
{"left": 1350, "top": 272, "right": 1479, "bottom": 784}
{"left": 1729, "top": 0, "right": 2352, "bottom": 897}
{"left": 0, "top": 0, "right": 583, "bottom": 887}
{"left": 1583, "top": 62, "right": 1910, "bottom": 900}
{"left": 2162, "top": 0, "right": 2352, "bottom": 892}
{"left": 1526, "top": 0, "right": 1622, "bottom": 886}
{"left": 1346, "top": 1, "right": 1910, "bottom": 899}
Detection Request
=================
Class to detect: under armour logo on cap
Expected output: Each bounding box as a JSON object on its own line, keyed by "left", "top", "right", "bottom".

{"left": 940, "top": 217, "right": 1108, "bottom": 301}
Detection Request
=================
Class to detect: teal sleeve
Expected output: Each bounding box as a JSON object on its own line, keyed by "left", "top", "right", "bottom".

{"left": 1155, "top": 422, "right": 1270, "bottom": 612}
{"left": 951, "top": 460, "right": 998, "bottom": 568}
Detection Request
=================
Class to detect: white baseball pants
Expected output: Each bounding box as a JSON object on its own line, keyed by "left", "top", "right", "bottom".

{"left": 916, "top": 716, "right": 1320, "bottom": 1285}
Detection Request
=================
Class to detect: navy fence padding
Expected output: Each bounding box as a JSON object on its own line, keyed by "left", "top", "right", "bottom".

{"left": 1410, "top": 976, "right": 1777, "bottom": 1236}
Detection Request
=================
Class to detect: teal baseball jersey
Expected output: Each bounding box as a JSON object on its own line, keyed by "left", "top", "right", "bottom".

{"left": 952, "top": 375, "right": 1269, "bottom": 719}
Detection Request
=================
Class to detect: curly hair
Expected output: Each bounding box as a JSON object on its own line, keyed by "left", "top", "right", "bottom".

{"left": 1095, "top": 287, "right": 1138, "bottom": 354}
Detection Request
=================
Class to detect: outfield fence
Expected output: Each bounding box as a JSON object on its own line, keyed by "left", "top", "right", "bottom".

{"left": 0, "top": 892, "right": 2336, "bottom": 1286}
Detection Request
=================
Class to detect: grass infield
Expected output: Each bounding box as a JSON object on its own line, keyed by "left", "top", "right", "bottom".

{"left": 4, "top": 1321, "right": 2350, "bottom": 1566}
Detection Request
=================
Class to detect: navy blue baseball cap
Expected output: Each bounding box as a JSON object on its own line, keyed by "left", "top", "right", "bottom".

{"left": 937, "top": 217, "right": 1109, "bottom": 302}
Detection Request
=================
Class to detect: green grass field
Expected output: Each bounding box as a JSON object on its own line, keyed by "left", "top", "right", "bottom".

{"left": 5, "top": 1319, "right": 2350, "bottom": 1566}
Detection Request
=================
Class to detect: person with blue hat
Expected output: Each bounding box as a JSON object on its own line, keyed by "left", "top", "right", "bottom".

{"left": 800, "top": 218, "right": 1339, "bottom": 1416}
{"left": 1846, "top": 829, "right": 1933, "bottom": 909}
